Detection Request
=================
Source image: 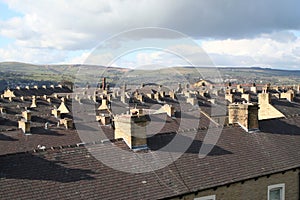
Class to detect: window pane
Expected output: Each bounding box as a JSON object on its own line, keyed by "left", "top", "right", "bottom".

{"left": 269, "top": 188, "right": 282, "bottom": 200}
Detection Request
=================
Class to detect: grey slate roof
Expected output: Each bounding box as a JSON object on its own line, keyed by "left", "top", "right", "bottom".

{"left": 1, "top": 121, "right": 300, "bottom": 199}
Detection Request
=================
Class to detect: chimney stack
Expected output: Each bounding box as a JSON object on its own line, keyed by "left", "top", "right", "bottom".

{"left": 187, "top": 97, "right": 197, "bottom": 106}
{"left": 60, "top": 118, "right": 73, "bottom": 129}
{"left": 262, "top": 83, "right": 270, "bottom": 93}
{"left": 237, "top": 85, "right": 245, "bottom": 93}
{"left": 225, "top": 93, "right": 235, "bottom": 103}
{"left": 241, "top": 93, "right": 251, "bottom": 102}
{"left": 51, "top": 109, "right": 61, "bottom": 119}
{"left": 0, "top": 106, "right": 6, "bottom": 114}
{"left": 162, "top": 104, "right": 175, "bottom": 117}
{"left": 169, "top": 90, "right": 176, "bottom": 99}
{"left": 30, "top": 97, "right": 37, "bottom": 108}
{"left": 18, "top": 120, "right": 31, "bottom": 134}
{"left": 96, "top": 114, "right": 111, "bottom": 125}
{"left": 228, "top": 103, "right": 259, "bottom": 132}
{"left": 280, "top": 90, "right": 294, "bottom": 102}
{"left": 98, "top": 99, "right": 110, "bottom": 110}
{"left": 114, "top": 114, "right": 148, "bottom": 150}
{"left": 22, "top": 110, "right": 31, "bottom": 121}
{"left": 258, "top": 93, "right": 271, "bottom": 105}
{"left": 154, "top": 92, "right": 161, "bottom": 101}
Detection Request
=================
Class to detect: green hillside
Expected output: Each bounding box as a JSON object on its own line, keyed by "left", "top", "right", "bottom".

{"left": 1, "top": 62, "right": 300, "bottom": 89}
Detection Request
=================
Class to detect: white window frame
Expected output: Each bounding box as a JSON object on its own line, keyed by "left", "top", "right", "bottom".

{"left": 194, "top": 195, "right": 216, "bottom": 200}
{"left": 268, "top": 183, "right": 285, "bottom": 200}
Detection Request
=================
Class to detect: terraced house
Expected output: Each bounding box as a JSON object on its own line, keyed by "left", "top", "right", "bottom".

{"left": 0, "top": 80, "right": 300, "bottom": 200}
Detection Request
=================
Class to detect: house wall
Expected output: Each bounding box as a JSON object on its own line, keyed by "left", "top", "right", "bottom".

{"left": 258, "top": 93, "right": 285, "bottom": 120}
{"left": 3, "top": 89, "right": 15, "bottom": 98}
{"left": 171, "top": 168, "right": 299, "bottom": 200}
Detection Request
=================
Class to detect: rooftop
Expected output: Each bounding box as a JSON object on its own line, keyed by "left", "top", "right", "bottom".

{"left": 1, "top": 120, "right": 300, "bottom": 199}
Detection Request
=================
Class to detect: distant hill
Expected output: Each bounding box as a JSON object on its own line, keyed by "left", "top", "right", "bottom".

{"left": 0, "top": 62, "right": 300, "bottom": 88}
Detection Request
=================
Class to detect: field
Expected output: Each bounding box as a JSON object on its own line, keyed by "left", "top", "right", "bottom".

{"left": 1, "top": 62, "right": 300, "bottom": 91}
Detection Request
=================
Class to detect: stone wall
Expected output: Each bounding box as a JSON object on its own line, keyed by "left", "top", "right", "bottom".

{"left": 171, "top": 168, "right": 299, "bottom": 200}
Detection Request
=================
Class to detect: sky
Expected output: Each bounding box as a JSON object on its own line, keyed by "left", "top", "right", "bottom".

{"left": 0, "top": 0, "right": 300, "bottom": 69}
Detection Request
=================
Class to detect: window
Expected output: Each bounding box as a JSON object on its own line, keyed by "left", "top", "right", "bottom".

{"left": 194, "top": 195, "right": 216, "bottom": 200}
{"left": 268, "top": 183, "right": 285, "bottom": 200}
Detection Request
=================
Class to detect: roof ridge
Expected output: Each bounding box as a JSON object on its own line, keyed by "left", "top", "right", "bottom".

{"left": 0, "top": 138, "right": 124, "bottom": 157}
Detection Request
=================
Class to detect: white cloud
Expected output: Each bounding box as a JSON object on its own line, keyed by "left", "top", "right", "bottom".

{"left": 2, "top": 0, "right": 300, "bottom": 51}
{"left": 202, "top": 31, "right": 300, "bottom": 69}
{"left": 0, "top": 0, "right": 300, "bottom": 67}
{"left": 109, "top": 44, "right": 214, "bottom": 69}
{"left": 0, "top": 44, "right": 67, "bottom": 64}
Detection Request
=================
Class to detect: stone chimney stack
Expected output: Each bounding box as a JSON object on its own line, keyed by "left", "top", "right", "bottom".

{"left": 258, "top": 93, "right": 271, "bottom": 105}
{"left": 262, "top": 83, "right": 270, "bottom": 93}
{"left": 98, "top": 99, "right": 110, "bottom": 110}
{"left": 22, "top": 110, "right": 31, "bottom": 121}
{"left": 297, "top": 85, "right": 300, "bottom": 94}
{"left": 30, "top": 96, "right": 37, "bottom": 108}
{"left": 187, "top": 97, "right": 197, "bottom": 106}
{"left": 114, "top": 114, "right": 148, "bottom": 150}
{"left": 241, "top": 93, "right": 251, "bottom": 102}
{"left": 60, "top": 118, "right": 73, "bottom": 129}
{"left": 159, "top": 91, "right": 165, "bottom": 98}
{"left": 51, "top": 109, "right": 61, "bottom": 119}
{"left": 18, "top": 120, "right": 31, "bottom": 134}
{"left": 228, "top": 103, "right": 259, "bottom": 132}
{"left": 237, "top": 85, "right": 245, "bottom": 93}
{"left": 96, "top": 114, "right": 111, "bottom": 125}
{"left": 0, "top": 106, "right": 6, "bottom": 114}
{"left": 280, "top": 90, "right": 294, "bottom": 102}
{"left": 226, "top": 88, "right": 232, "bottom": 94}
{"left": 250, "top": 84, "right": 257, "bottom": 93}
{"left": 225, "top": 93, "right": 235, "bottom": 103}
{"left": 137, "top": 94, "right": 144, "bottom": 103}
{"left": 169, "top": 90, "right": 176, "bottom": 99}
{"left": 162, "top": 104, "right": 175, "bottom": 117}
{"left": 154, "top": 92, "right": 161, "bottom": 101}
{"left": 184, "top": 91, "right": 191, "bottom": 98}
